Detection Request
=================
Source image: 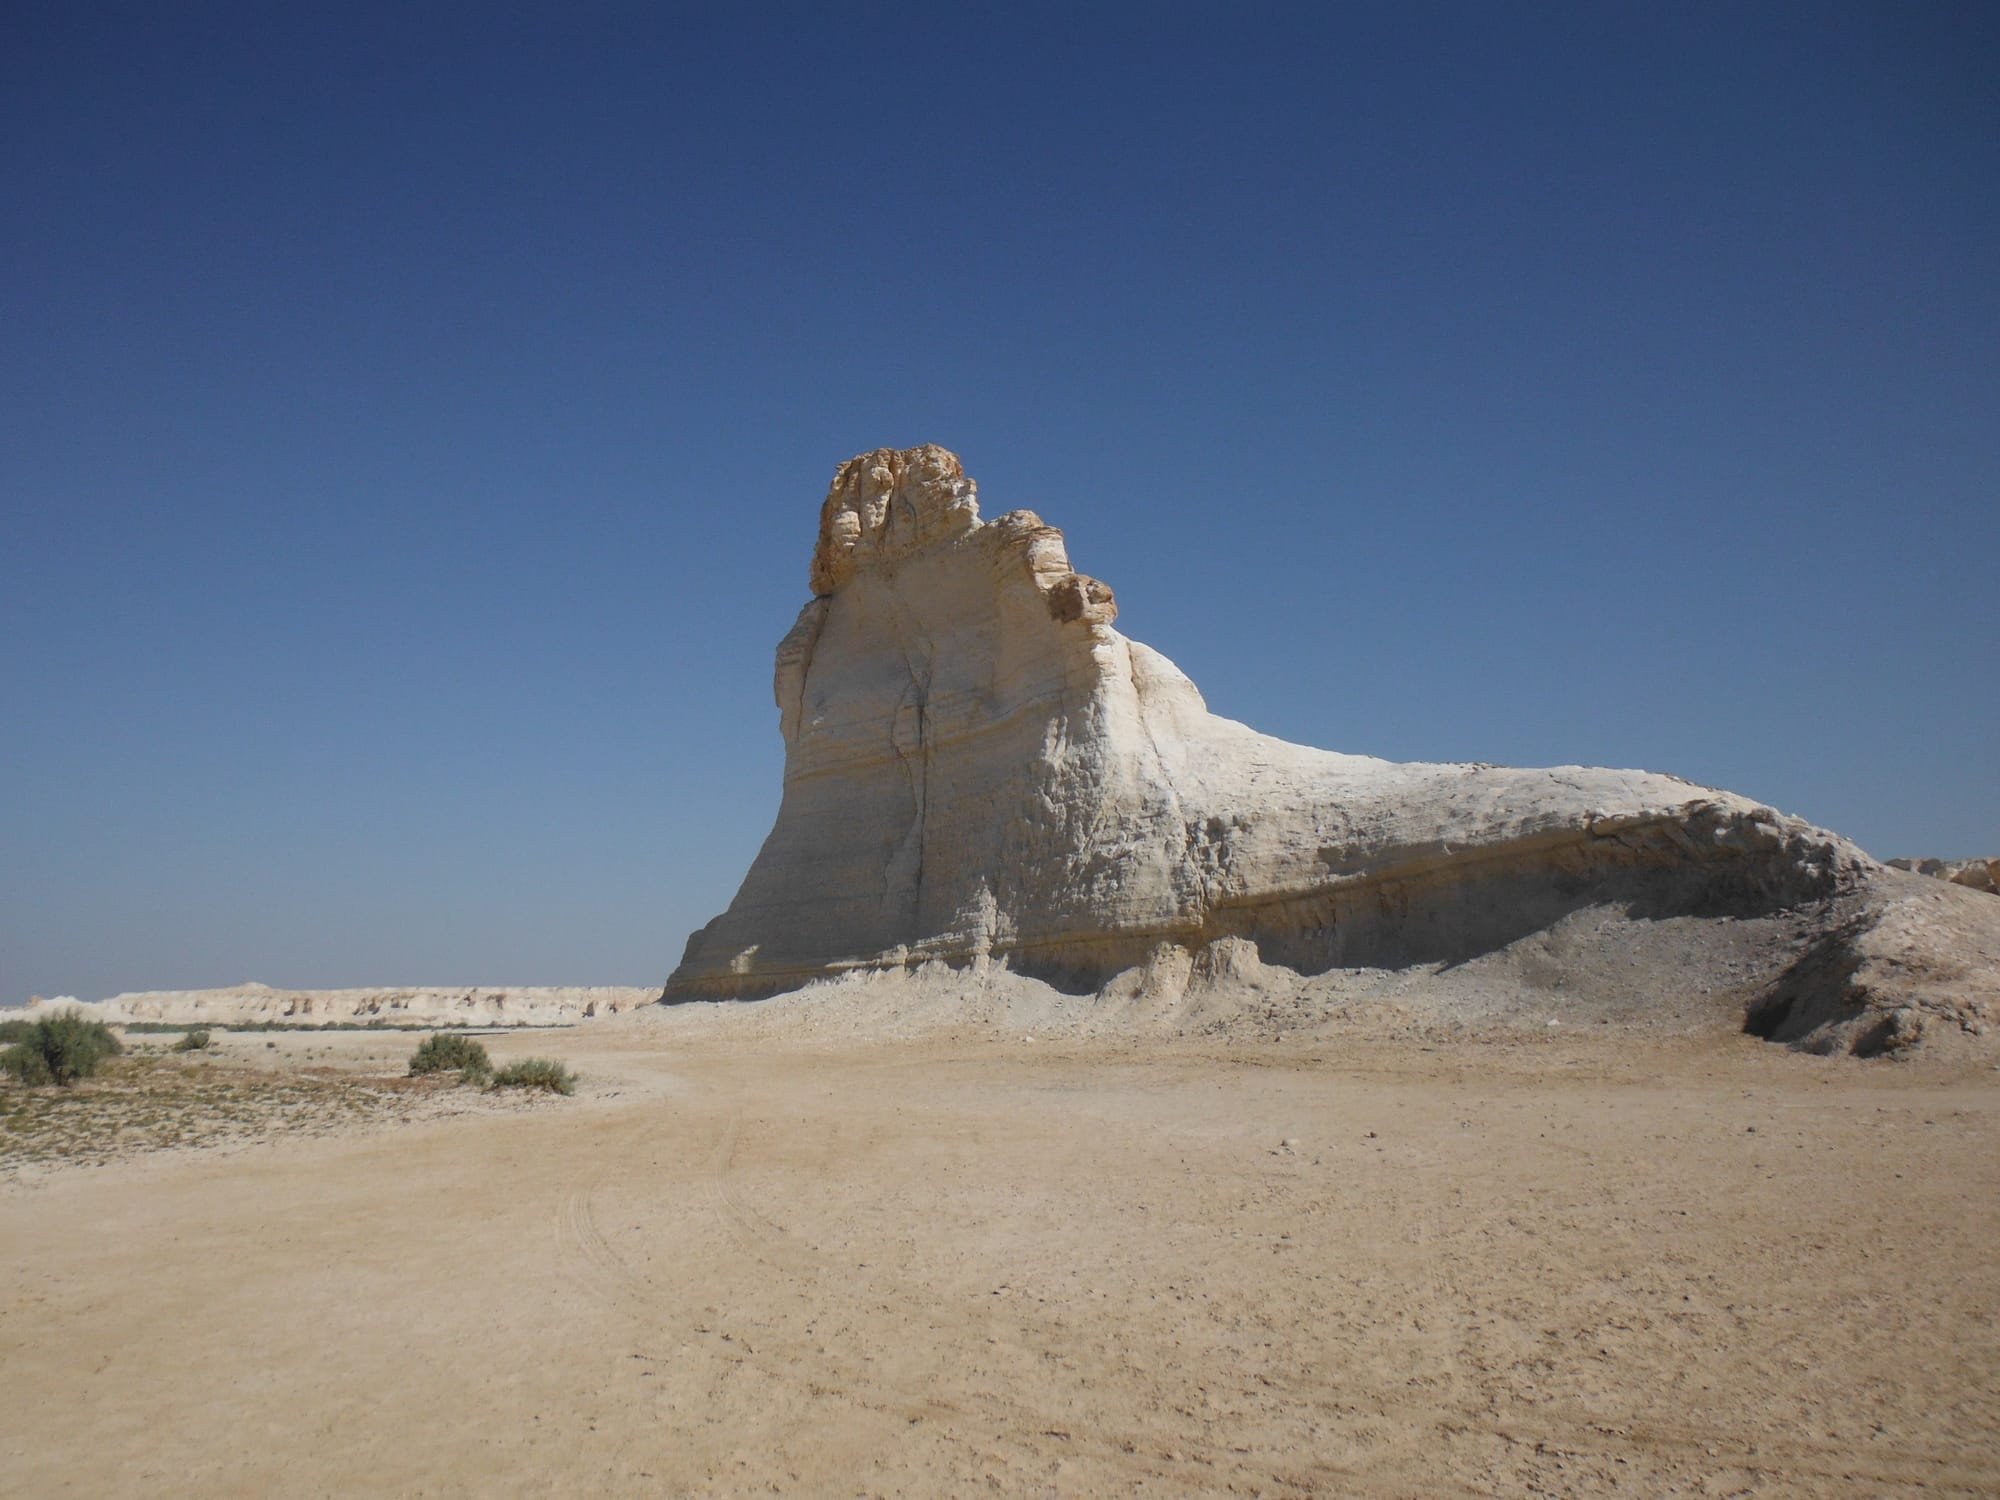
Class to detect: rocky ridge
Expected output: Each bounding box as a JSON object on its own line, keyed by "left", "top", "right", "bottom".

{"left": 667, "top": 446, "right": 1998, "bottom": 1056}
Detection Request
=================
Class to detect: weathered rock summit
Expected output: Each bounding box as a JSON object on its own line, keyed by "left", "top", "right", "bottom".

{"left": 666, "top": 446, "right": 1999, "bottom": 1055}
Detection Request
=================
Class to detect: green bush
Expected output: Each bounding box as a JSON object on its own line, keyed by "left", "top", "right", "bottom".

{"left": 408, "top": 1033, "right": 491, "bottom": 1082}
{"left": 490, "top": 1057, "right": 575, "bottom": 1095}
{"left": 0, "top": 1018, "right": 35, "bottom": 1044}
{"left": 0, "top": 1010, "right": 124, "bottom": 1087}
{"left": 1, "top": 1044, "right": 53, "bottom": 1085}
{"left": 171, "top": 1028, "right": 213, "bottom": 1052}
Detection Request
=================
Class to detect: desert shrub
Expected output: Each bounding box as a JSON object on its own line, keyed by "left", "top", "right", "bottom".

{"left": 171, "top": 1028, "right": 213, "bottom": 1052}
{"left": 408, "top": 1033, "right": 491, "bottom": 1082}
{"left": 0, "top": 1018, "right": 35, "bottom": 1044}
{"left": 1, "top": 1044, "right": 54, "bottom": 1085}
{"left": 490, "top": 1057, "right": 575, "bottom": 1095}
{"left": 0, "top": 1010, "right": 123, "bottom": 1087}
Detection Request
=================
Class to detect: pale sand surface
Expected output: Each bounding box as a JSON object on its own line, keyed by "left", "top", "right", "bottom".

{"left": 3, "top": 1014, "right": 1997, "bottom": 1497}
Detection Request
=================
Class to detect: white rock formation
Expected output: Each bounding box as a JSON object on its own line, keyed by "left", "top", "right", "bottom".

{"left": 19, "top": 984, "right": 653, "bottom": 1029}
{"left": 1887, "top": 858, "right": 2000, "bottom": 896}
{"left": 667, "top": 446, "right": 2000, "bottom": 1055}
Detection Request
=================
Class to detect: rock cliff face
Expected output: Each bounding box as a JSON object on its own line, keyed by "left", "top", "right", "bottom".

{"left": 666, "top": 446, "right": 2000, "bottom": 1055}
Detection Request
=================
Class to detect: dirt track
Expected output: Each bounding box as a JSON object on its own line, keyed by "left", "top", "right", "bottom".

{"left": 3, "top": 1019, "right": 1997, "bottom": 1496}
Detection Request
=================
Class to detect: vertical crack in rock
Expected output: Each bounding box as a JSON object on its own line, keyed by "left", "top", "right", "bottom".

{"left": 883, "top": 655, "right": 929, "bottom": 930}
{"left": 665, "top": 445, "right": 2000, "bottom": 1057}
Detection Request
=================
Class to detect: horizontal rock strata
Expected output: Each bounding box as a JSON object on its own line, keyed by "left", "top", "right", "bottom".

{"left": 666, "top": 445, "right": 2000, "bottom": 1056}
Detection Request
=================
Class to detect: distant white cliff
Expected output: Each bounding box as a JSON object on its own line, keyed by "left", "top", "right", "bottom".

{"left": 18, "top": 983, "right": 655, "bottom": 1028}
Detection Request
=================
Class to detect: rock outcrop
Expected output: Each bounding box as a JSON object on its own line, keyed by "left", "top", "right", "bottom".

{"left": 1888, "top": 858, "right": 2000, "bottom": 896}
{"left": 18, "top": 984, "right": 654, "bottom": 1029}
{"left": 666, "top": 445, "right": 2000, "bottom": 1055}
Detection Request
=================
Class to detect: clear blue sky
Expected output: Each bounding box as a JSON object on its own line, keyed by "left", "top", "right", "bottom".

{"left": 4, "top": 2, "right": 1995, "bottom": 1002}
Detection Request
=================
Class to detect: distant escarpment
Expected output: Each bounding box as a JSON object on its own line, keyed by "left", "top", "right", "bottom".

{"left": 1888, "top": 858, "right": 2000, "bottom": 896}
{"left": 21, "top": 984, "right": 653, "bottom": 1029}
{"left": 665, "top": 445, "right": 2000, "bottom": 1057}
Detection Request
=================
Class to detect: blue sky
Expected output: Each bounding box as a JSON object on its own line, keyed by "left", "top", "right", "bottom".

{"left": 4, "top": 2, "right": 1995, "bottom": 1001}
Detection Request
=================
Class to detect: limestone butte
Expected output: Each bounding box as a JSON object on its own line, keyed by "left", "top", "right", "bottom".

{"left": 667, "top": 446, "right": 1999, "bottom": 1056}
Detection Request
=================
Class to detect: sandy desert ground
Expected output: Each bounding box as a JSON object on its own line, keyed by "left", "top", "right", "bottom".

{"left": 3, "top": 1005, "right": 1998, "bottom": 1498}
